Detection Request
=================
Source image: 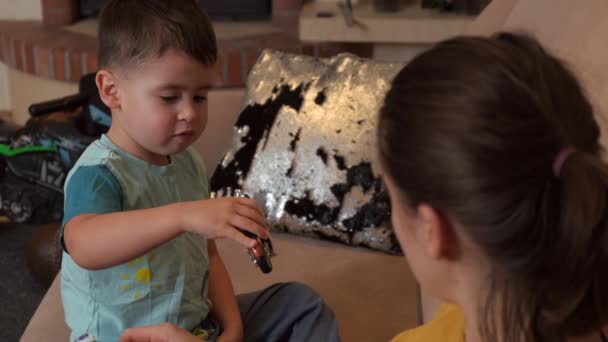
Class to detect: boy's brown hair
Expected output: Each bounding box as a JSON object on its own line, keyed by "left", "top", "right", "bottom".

{"left": 98, "top": 0, "right": 217, "bottom": 69}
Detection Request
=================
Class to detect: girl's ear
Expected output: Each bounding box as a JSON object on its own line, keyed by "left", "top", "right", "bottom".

{"left": 95, "top": 69, "right": 121, "bottom": 110}
{"left": 416, "top": 204, "right": 458, "bottom": 260}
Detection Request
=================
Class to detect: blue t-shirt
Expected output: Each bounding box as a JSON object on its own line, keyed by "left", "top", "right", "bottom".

{"left": 60, "top": 135, "right": 211, "bottom": 342}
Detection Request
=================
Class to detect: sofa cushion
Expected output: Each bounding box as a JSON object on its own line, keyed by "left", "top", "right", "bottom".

{"left": 210, "top": 50, "right": 403, "bottom": 253}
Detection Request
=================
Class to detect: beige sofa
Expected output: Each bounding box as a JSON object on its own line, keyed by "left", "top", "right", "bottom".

{"left": 20, "top": 88, "right": 421, "bottom": 342}
{"left": 21, "top": 0, "right": 608, "bottom": 340}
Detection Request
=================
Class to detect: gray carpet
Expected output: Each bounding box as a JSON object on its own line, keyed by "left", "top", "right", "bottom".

{"left": 0, "top": 223, "right": 47, "bottom": 342}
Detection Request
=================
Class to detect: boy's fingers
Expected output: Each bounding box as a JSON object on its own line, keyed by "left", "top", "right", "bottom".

{"left": 119, "top": 323, "right": 199, "bottom": 342}
{"left": 235, "top": 203, "right": 269, "bottom": 232}
{"left": 236, "top": 197, "right": 265, "bottom": 216}
{"left": 119, "top": 325, "right": 168, "bottom": 342}
{"left": 226, "top": 227, "right": 257, "bottom": 248}
{"left": 229, "top": 215, "right": 269, "bottom": 240}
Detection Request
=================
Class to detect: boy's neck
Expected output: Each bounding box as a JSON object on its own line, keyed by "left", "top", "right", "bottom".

{"left": 106, "top": 125, "right": 170, "bottom": 166}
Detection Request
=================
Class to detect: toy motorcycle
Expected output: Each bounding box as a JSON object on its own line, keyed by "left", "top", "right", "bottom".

{"left": 0, "top": 73, "right": 110, "bottom": 223}
{"left": 210, "top": 188, "right": 275, "bottom": 273}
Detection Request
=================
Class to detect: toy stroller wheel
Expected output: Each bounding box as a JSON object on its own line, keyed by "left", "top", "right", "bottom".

{"left": 8, "top": 195, "right": 33, "bottom": 223}
{"left": 51, "top": 207, "right": 63, "bottom": 222}
{"left": 257, "top": 257, "right": 272, "bottom": 274}
{"left": 0, "top": 157, "right": 6, "bottom": 179}
{"left": 49, "top": 195, "right": 64, "bottom": 222}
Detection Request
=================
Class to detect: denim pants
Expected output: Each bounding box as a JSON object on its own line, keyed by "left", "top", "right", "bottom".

{"left": 203, "top": 282, "right": 341, "bottom": 342}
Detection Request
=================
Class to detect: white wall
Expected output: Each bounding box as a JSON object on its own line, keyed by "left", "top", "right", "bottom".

{"left": 9, "top": 68, "right": 78, "bottom": 125}
{"left": 372, "top": 0, "right": 518, "bottom": 63}
{"left": 373, "top": 44, "right": 428, "bottom": 63}
{"left": 0, "top": 0, "right": 43, "bottom": 20}
{"left": 501, "top": 0, "right": 608, "bottom": 151}
{"left": 0, "top": 63, "right": 11, "bottom": 112}
{"left": 0, "top": 0, "right": 43, "bottom": 112}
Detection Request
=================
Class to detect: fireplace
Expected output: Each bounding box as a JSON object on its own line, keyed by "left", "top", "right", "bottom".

{"left": 79, "top": 0, "right": 272, "bottom": 21}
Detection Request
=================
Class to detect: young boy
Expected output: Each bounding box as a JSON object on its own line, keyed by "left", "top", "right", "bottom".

{"left": 60, "top": 1, "right": 340, "bottom": 341}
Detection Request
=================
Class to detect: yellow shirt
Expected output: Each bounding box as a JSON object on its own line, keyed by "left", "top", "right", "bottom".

{"left": 391, "top": 304, "right": 465, "bottom": 342}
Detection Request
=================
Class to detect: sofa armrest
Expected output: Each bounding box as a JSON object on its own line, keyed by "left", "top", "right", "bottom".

{"left": 21, "top": 274, "right": 69, "bottom": 342}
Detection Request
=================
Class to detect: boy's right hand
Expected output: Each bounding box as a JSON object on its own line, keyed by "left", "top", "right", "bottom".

{"left": 119, "top": 323, "right": 203, "bottom": 342}
{"left": 178, "top": 197, "right": 270, "bottom": 248}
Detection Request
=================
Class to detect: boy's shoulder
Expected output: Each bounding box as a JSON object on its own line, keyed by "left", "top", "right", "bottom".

{"left": 72, "top": 138, "right": 118, "bottom": 168}
{"left": 68, "top": 138, "right": 125, "bottom": 182}
{"left": 68, "top": 139, "right": 208, "bottom": 188}
{"left": 73, "top": 137, "right": 205, "bottom": 170}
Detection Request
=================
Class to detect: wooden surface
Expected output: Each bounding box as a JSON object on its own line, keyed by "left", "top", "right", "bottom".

{"left": 300, "top": 0, "right": 475, "bottom": 43}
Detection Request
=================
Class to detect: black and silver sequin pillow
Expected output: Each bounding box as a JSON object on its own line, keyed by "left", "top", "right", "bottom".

{"left": 210, "top": 50, "right": 403, "bottom": 253}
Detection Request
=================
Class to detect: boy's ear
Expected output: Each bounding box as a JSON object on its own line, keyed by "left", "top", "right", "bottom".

{"left": 416, "top": 204, "right": 458, "bottom": 260}
{"left": 95, "top": 69, "right": 121, "bottom": 110}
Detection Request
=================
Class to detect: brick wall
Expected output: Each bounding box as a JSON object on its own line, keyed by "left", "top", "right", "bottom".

{"left": 41, "top": 0, "right": 78, "bottom": 27}
{"left": 0, "top": 0, "right": 371, "bottom": 86}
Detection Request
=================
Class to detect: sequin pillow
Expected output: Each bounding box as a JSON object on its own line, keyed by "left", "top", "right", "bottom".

{"left": 210, "top": 50, "right": 403, "bottom": 253}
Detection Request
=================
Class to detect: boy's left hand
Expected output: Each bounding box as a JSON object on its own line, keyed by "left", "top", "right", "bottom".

{"left": 217, "top": 329, "right": 243, "bottom": 342}
{"left": 119, "top": 323, "right": 202, "bottom": 342}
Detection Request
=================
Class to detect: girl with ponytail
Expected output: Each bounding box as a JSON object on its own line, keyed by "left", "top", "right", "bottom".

{"left": 381, "top": 32, "right": 608, "bottom": 342}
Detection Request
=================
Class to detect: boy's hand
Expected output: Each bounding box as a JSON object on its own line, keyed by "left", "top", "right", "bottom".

{"left": 119, "top": 323, "right": 203, "bottom": 342}
{"left": 217, "top": 331, "right": 243, "bottom": 342}
{"left": 179, "top": 197, "right": 270, "bottom": 249}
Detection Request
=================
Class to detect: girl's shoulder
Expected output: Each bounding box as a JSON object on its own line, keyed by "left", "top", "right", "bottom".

{"left": 391, "top": 304, "right": 464, "bottom": 342}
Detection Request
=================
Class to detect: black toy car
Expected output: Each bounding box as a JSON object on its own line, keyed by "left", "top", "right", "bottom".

{"left": 210, "top": 188, "right": 276, "bottom": 273}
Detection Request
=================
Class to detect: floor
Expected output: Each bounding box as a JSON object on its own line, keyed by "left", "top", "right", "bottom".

{"left": 0, "top": 222, "right": 47, "bottom": 342}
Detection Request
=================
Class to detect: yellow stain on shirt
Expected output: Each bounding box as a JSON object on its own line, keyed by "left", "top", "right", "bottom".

{"left": 135, "top": 268, "right": 152, "bottom": 284}
{"left": 121, "top": 253, "right": 163, "bottom": 297}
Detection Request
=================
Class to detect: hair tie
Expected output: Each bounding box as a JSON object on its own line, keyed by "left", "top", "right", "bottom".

{"left": 553, "top": 147, "right": 575, "bottom": 178}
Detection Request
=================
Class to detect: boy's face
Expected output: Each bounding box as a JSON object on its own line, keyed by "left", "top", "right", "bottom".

{"left": 106, "top": 49, "right": 213, "bottom": 164}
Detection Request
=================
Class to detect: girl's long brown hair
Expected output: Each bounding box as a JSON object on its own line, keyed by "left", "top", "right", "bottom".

{"left": 378, "top": 32, "right": 608, "bottom": 341}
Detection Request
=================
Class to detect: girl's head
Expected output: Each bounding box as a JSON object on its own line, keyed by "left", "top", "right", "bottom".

{"left": 378, "top": 32, "right": 608, "bottom": 341}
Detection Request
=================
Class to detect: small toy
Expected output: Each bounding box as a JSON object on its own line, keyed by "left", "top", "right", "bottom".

{"left": 193, "top": 327, "right": 209, "bottom": 340}
{"left": 210, "top": 188, "right": 275, "bottom": 273}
